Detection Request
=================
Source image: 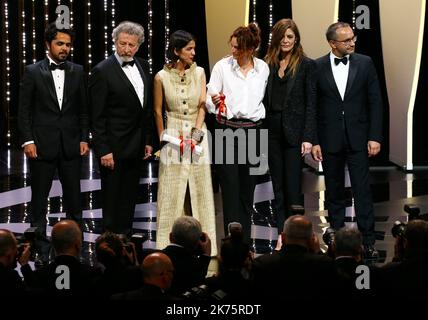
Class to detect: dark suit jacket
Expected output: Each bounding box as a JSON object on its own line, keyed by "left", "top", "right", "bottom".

{"left": 111, "top": 283, "right": 173, "bottom": 300}
{"left": 22, "top": 255, "right": 100, "bottom": 297}
{"left": 163, "top": 245, "right": 211, "bottom": 296}
{"left": 89, "top": 55, "right": 153, "bottom": 159}
{"left": 313, "top": 53, "right": 382, "bottom": 152}
{"left": 252, "top": 244, "right": 339, "bottom": 300}
{"left": 0, "top": 263, "right": 26, "bottom": 297}
{"left": 264, "top": 56, "right": 317, "bottom": 145}
{"left": 18, "top": 59, "right": 89, "bottom": 160}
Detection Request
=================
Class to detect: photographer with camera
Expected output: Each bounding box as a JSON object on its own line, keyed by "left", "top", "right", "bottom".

{"left": 252, "top": 215, "right": 338, "bottom": 300}
{"left": 112, "top": 252, "right": 175, "bottom": 300}
{"left": 203, "top": 222, "right": 253, "bottom": 301}
{"left": 0, "top": 229, "right": 30, "bottom": 297}
{"left": 162, "top": 216, "right": 212, "bottom": 296}
{"left": 93, "top": 232, "right": 143, "bottom": 299}
{"left": 375, "top": 219, "right": 428, "bottom": 299}
{"left": 21, "top": 220, "right": 100, "bottom": 298}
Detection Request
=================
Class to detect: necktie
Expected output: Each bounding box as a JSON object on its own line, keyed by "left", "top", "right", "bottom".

{"left": 122, "top": 60, "right": 135, "bottom": 68}
{"left": 49, "top": 63, "right": 66, "bottom": 71}
{"left": 334, "top": 56, "right": 348, "bottom": 65}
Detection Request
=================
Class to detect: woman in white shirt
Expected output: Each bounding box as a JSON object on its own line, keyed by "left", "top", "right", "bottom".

{"left": 206, "top": 23, "right": 269, "bottom": 243}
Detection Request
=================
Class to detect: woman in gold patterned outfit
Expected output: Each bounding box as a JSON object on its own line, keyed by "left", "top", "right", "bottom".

{"left": 153, "top": 30, "right": 217, "bottom": 254}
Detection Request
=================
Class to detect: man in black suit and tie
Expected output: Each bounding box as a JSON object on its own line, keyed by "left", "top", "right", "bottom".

{"left": 312, "top": 22, "right": 383, "bottom": 257}
{"left": 18, "top": 23, "right": 89, "bottom": 260}
{"left": 89, "top": 21, "right": 153, "bottom": 236}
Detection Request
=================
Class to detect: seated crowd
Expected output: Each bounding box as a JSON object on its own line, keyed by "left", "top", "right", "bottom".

{"left": 1, "top": 214, "right": 428, "bottom": 301}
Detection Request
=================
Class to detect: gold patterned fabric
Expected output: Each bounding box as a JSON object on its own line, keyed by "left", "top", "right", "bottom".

{"left": 156, "top": 63, "right": 217, "bottom": 255}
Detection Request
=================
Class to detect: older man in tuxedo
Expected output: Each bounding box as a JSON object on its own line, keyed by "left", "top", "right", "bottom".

{"left": 312, "top": 22, "right": 383, "bottom": 258}
{"left": 18, "top": 22, "right": 89, "bottom": 261}
{"left": 89, "top": 21, "right": 153, "bottom": 236}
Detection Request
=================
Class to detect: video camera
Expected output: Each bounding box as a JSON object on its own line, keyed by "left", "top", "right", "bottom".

{"left": 118, "top": 233, "right": 149, "bottom": 265}
{"left": 15, "top": 227, "right": 43, "bottom": 261}
{"left": 182, "top": 284, "right": 211, "bottom": 301}
{"left": 391, "top": 204, "right": 428, "bottom": 238}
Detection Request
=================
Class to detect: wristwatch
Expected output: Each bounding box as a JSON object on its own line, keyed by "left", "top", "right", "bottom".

{"left": 191, "top": 127, "right": 204, "bottom": 143}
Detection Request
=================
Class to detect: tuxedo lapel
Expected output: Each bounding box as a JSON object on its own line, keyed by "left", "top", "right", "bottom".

{"left": 322, "top": 55, "right": 342, "bottom": 101}
{"left": 344, "top": 54, "right": 358, "bottom": 99}
{"left": 62, "top": 62, "right": 73, "bottom": 111}
{"left": 110, "top": 55, "right": 143, "bottom": 106}
{"left": 135, "top": 58, "right": 148, "bottom": 108}
{"left": 40, "top": 59, "right": 60, "bottom": 109}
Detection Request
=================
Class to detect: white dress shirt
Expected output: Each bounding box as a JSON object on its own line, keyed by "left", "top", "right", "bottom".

{"left": 115, "top": 53, "right": 145, "bottom": 108}
{"left": 330, "top": 52, "right": 350, "bottom": 101}
{"left": 47, "top": 55, "right": 65, "bottom": 109}
{"left": 206, "top": 56, "right": 269, "bottom": 121}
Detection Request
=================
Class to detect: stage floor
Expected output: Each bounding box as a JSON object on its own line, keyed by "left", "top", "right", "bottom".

{"left": 1, "top": 148, "right": 427, "bottom": 265}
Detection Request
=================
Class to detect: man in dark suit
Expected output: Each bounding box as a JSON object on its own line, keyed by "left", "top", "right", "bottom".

{"left": 252, "top": 215, "right": 338, "bottom": 300}
{"left": 162, "top": 216, "right": 212, "bottom": 296}
{"left": 18, "top": 23, "right": 89, "bottom": 259}
{"left": 112, "top": 252, "right": 175, "bottom": 300}
{"left": 20, "top": 220, "right": 100, "bottom": 298}
{"left": 89, "top": 21, "right": 153, "bottom": 236}
{"left": 312, "top": 22, "right": 383, "bottom": 256}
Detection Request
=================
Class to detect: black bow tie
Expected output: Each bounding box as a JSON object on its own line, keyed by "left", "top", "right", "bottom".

{"left": 49, "top": 62, "right": 66, "bottom": 71}
{"left": 334, "top": 56, "right": 348, "bottom": 65}
{"left": 122, "top": 60, "right": 135, "bottom": 68}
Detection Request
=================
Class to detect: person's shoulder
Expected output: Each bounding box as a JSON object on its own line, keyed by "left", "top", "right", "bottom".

{"left": 351, "top": 53, "right": 372, "bottom": 63}
{"left": 315, "top": 53, "right": 330, "bottom": 64}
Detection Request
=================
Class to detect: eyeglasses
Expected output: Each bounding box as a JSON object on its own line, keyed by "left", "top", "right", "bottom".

{"left": 334, "top": 35, "right": 357, "bottom": 45}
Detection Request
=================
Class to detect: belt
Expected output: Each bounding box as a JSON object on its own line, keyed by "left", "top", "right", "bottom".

{"left": 216, "top": 117, "right": 262, "bottom": 128}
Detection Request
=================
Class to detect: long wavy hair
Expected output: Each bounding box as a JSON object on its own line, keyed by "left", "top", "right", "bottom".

{"left": 265, "top": 19, "right": 305, "bottom": 76}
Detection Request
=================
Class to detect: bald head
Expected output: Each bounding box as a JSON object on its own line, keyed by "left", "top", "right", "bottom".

{"left": 282, "top": 215, "right": 314, "bottom": 248}
{"left": 0, "top": 229, "right": 17, "bottom": 268}
{"left": 404, "top": 219, "right": 428, "bottom": 251}
{"left": 51, "top": 220, "right": 82, "bottom": 256}
{"left": 142, "top": 252, "right": 174, "bottom": 290}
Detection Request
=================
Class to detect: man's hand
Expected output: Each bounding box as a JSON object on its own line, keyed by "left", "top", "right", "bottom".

{"left": 101, "top": 153, "right": 115, "bottom": 170}
{"left": 80, "top": 142, "right": 89, "bottom": 156}
{"left": 368, "top": 140, "right": 381, "bottom": 157}
{"left": 18, "top": 244, "right": 31, "bottom": 266}
{"left": 144, "top": 145, "right": 153, "bottom": 160}
{"left": 311, "top": 144, "right": 323, "bottom": 162}
{"left": 301, "top": 142, "right": 313, "bottom": 156}
{"left": 24, "top": 143, "right": 37, "bottom": 159}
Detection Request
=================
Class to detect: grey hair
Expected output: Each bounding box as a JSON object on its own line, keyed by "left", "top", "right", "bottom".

{"left": 326, "top": 21, "right": 351, "bottom": 41}
{"left": 334, "top": 227, "right": 362, "bottom": 256}
{"left": 171, "top": 216, "right": 202, "bottom": 250}
{"left": 112, "top": 21, "right": 145, "bottom": 45}
{"left": 283, "top": 215, "right": 313, "bottom": 240}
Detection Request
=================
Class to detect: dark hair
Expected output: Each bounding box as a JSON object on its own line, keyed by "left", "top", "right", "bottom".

{"left": 44, "top": 21, "right": 75, "bottom": 44}
{"left": 325, "top": 22, "right": 351, "bottom": 41}
{"left": 229, "top": 23, "right": 261, "bottom": 57}
{"left": 265, "top": 18, "right": 305, "bottom": 76}
{"left": 404, "top": 220, "right": 428, "bottom": 250}
{"left": 220, "top": 228, "right": 250, "bottom": 271}
{"left": 334, "top": 227, "right": 363, "bottom": 257}
{"left": 95, "top": 232, "right": 124, "bottom": 267}
{"left": 166, "top": 30, "right": 195, "bottom": 64}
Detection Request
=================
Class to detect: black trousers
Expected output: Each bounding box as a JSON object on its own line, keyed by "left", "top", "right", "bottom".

{"left": 322, "top": 141, "right": 375, "bottom": 245}
{"left": 267, "top": 112, "right": 303, "bottom": 233}
{"left": 30, "top": 154, "right": 82, "bottom": 237}
{"left": 100, "top": 158, "right": 141, "bottom": 235}
{"left": 214, "top": 121, "right": 261, "bottom": 242}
